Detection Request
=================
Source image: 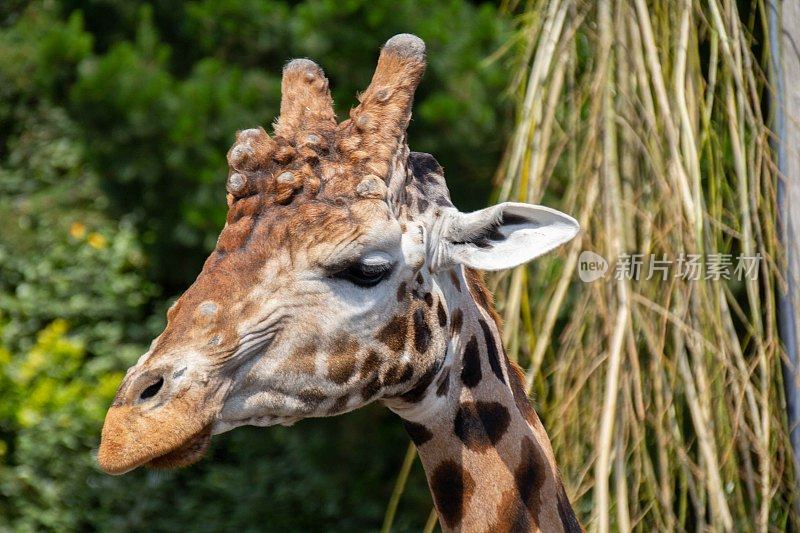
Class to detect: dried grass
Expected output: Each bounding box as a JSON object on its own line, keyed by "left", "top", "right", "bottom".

{"left": 490, "top": 0, "right": 794, "bottom": 530}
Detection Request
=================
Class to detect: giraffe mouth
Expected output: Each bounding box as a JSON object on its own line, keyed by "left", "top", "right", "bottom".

{"left": 97, "top": 406, "right": 217, "bottom": 475}
{"left": 144, "top": 425, "right": 213, "bottom": 470}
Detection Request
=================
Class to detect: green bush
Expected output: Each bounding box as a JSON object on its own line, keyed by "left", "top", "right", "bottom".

{"left": 0, "top": 320, "right": 123, "bottom": 531}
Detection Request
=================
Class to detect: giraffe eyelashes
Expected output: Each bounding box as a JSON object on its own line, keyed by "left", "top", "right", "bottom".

{"left": 332, "top": 260, "right": 393, "bottom": 288}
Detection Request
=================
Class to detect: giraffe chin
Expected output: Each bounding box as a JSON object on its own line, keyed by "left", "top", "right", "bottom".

{"left": 145, "top": 426, "right": 213, "bottom": 470}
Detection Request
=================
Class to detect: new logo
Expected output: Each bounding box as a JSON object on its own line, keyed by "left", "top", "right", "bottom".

{"left": 578, "top": 251, "right": 608, "bottom": 282}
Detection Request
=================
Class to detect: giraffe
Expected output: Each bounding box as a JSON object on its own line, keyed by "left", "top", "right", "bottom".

{"left": 97, "top": 34, "right": 582, "bottom": 532}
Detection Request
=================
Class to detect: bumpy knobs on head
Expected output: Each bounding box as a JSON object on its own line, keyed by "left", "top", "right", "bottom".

{"left": 356, "top": 174, "right": 388, "bottom": 199}
{"left": 227, "top": 172, "right": 247, "bottom": 195}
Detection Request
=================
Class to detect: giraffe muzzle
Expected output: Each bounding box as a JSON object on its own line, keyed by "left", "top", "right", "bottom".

{"left": 97, "top": 404, "right": 214, "bottom": 475}
{"left": 97, "top": 368, "right": 225, "bottom": 475}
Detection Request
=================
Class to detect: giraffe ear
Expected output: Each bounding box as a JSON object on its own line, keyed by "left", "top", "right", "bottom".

{"left": 437, "top": 202, "right": 580, "bottom": 271}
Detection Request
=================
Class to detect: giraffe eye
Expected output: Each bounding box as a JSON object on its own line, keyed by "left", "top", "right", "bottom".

{"left": 333, "top": 261, "right": 393, "bottom": 288}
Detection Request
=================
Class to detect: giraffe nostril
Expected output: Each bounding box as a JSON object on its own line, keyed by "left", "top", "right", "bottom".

{"left": 139, "top": 376, "right": 164, "bottom": 400}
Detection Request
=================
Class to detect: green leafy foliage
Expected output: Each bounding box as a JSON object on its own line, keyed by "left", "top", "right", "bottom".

{"left": 0, "top": 319, "right": 123, "bottom": 531}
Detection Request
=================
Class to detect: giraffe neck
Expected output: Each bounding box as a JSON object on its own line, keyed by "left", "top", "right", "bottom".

{"left": 389, "top": 267, "right": 580, "bottom": 532}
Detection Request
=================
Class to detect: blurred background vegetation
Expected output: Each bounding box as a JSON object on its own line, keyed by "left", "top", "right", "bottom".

{"left": 2, "top": 0, "right": 797, "bottom": 531}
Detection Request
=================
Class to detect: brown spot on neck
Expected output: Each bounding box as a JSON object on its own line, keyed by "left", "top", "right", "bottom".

{"left": 402, "top": 419, "right": 433, "bottom": 446}
{"left": 482, "top": 437, "right": 550, "bottom": 532}
{"left": 507, "top": 357, "right": 545, "bottom": 431}
{"left": 515, "top": 436, "right": 546, "bottom": 525}
{"left": 494, "top": 488, "right": 535, "bottom": 533}
{"left": 430, "top": 460, "right": 475, "bottom": 529}
{"left": 464, "top": 268, "right": 502, "bottom": 328}
{"left": 479, "top": 319, "right": 506, "bottom": 385}
{"left": 453, "top": 401, "right": 511, "bottom": 452}
{"left": 460, "top": 335, "right": 482, "bottom": 388}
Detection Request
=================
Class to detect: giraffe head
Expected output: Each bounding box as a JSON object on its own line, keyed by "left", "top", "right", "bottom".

{"left": 97, "top": 34, "right": 579, "bottom": 475}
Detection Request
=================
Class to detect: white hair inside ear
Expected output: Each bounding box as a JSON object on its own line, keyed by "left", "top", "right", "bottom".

{"left": 434, "top": 202, "right": 580, "bottom": 271}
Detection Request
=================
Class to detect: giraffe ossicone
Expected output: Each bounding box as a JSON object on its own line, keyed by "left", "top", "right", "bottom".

{"left": 97, "top": 33, "right": 582, "bottom": 532}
